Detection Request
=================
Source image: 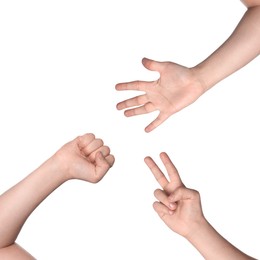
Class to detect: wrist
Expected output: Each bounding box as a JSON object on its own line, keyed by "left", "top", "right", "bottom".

{"left": 40, "top": 155, "right": 70, "bottom": 184}
{"left": 184, "top": 216, "right": 209, "bottom": 242}
{"left": 190, "top": 64, "right": 214, "bottom": 92}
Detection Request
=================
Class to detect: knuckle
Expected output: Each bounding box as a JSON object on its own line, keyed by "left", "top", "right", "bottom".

{"left": 104, "top": 145, "right": 110, "bottom": 154}
{"left": 137, "top": 95, "right": 143, "bottom": 105}
{"left": 144, "top": 102, "right": 154, "bottom": 112}
{"left": 96, "top": 138, "right": 104, "bottom": 146}
{"left": 91, "top": 174, "right": 101, "bottom": 184}
{"left": 191, "top": 189, "right": 200, "bottom": 199}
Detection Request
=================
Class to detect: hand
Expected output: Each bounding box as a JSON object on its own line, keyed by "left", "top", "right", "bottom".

{"left": 116, "top": 58, "right": 205, "bottom": 132}
{"left": 145, "top": 152, "right": 205, "bottom": 238}
{"left": 52, "top": 133, "right": 115, "bottom": 183}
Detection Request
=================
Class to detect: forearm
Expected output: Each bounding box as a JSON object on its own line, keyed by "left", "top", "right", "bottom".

{"left": 0, "top": 243, "right": 36, "bottom": 260}
{"left": 0, "top": 157, "right": 67, "bottom": 248}
{"left": 187, "top": 219, "right": 255, "bottom": 260}
{"left": 192, "top": 6, "right": 260, "bottom": 91}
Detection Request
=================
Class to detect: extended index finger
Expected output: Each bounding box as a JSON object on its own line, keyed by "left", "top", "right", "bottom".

{"left": 115, "top": 80, "right": 152, "bottom": 91}
{"left": 144, "top": 156, "right": 169, "bottom": 188}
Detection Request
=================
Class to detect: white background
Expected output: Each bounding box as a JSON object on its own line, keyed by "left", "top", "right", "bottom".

{"left": 0, "top": 0, "right": 259, "bottom": 259}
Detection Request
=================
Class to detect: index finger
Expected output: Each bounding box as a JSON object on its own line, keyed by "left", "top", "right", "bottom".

{"left": 115, "top": 80, "right": 152, "bottom": 91}
{"left": 76, "top": 133, "right": 95, "bottom": 150}
{"left": 160, "top": 152, "right": 182, "bottom": 185}
{"left": 144, "top": 156, "right": 169, "bottom": 188}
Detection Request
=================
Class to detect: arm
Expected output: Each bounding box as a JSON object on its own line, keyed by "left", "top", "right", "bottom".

{"left": 0, "top": 133, "right": 115, "bottom": 259}
{"left": 193, "top": 0, "right": 260, "bottom": 90}
{"left": 145, "top": 152, "right": 255, "bottom": 260}
{"left": 116, "top": 1, "right": 260, "bottom": 132}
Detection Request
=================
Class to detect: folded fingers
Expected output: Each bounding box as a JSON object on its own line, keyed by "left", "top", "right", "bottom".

{"left": 93, "top": 152, "right": 115, "bottom": 182}
{"left": 88, "top": 145, "right": 111, "bottom": 163}
{"left": 153, "top": 201, "right": 174, "bottom": 218}
{"left": 154, "top": 189, "right": 177, "bottom": 211}
{"left": 77, "top": 133, "right": 96, "bottom": 149}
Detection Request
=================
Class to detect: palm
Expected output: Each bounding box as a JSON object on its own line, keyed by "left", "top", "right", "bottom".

{"left": 161, "top": 193, "right": 199, "bottom": 237}
{"left": 159, "top": 183, "right": 196, "bottom": 236}
{"left": 158, "top": 62, "right": 204, "bottom": 110}
{"left": 116, "top": 58, "right": 204, "bottom": 132}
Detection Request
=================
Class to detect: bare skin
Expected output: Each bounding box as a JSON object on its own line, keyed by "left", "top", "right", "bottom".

{"left": 145, "top": 152, "right": 256, "bottom": 260}
{"left": 116, "top": 0, "right": 260, "bottom": 132}
{"left": 0, "top": 133, "right": 115, "bottom": 259}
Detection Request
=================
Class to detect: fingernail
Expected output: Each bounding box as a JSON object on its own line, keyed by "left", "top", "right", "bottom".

{"left": 169, "top": 203, "right": 175, "bottom": 209}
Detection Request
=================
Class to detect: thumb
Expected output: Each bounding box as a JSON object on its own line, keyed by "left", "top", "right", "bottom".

{"left": 94, "top": 152, "right": 112, "bottom": 182}
{"left": 168, "top": 187, "right": 200, "bottom": 203}
{"left": 142, "top": 57, "right": 163, "bottom": 72}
